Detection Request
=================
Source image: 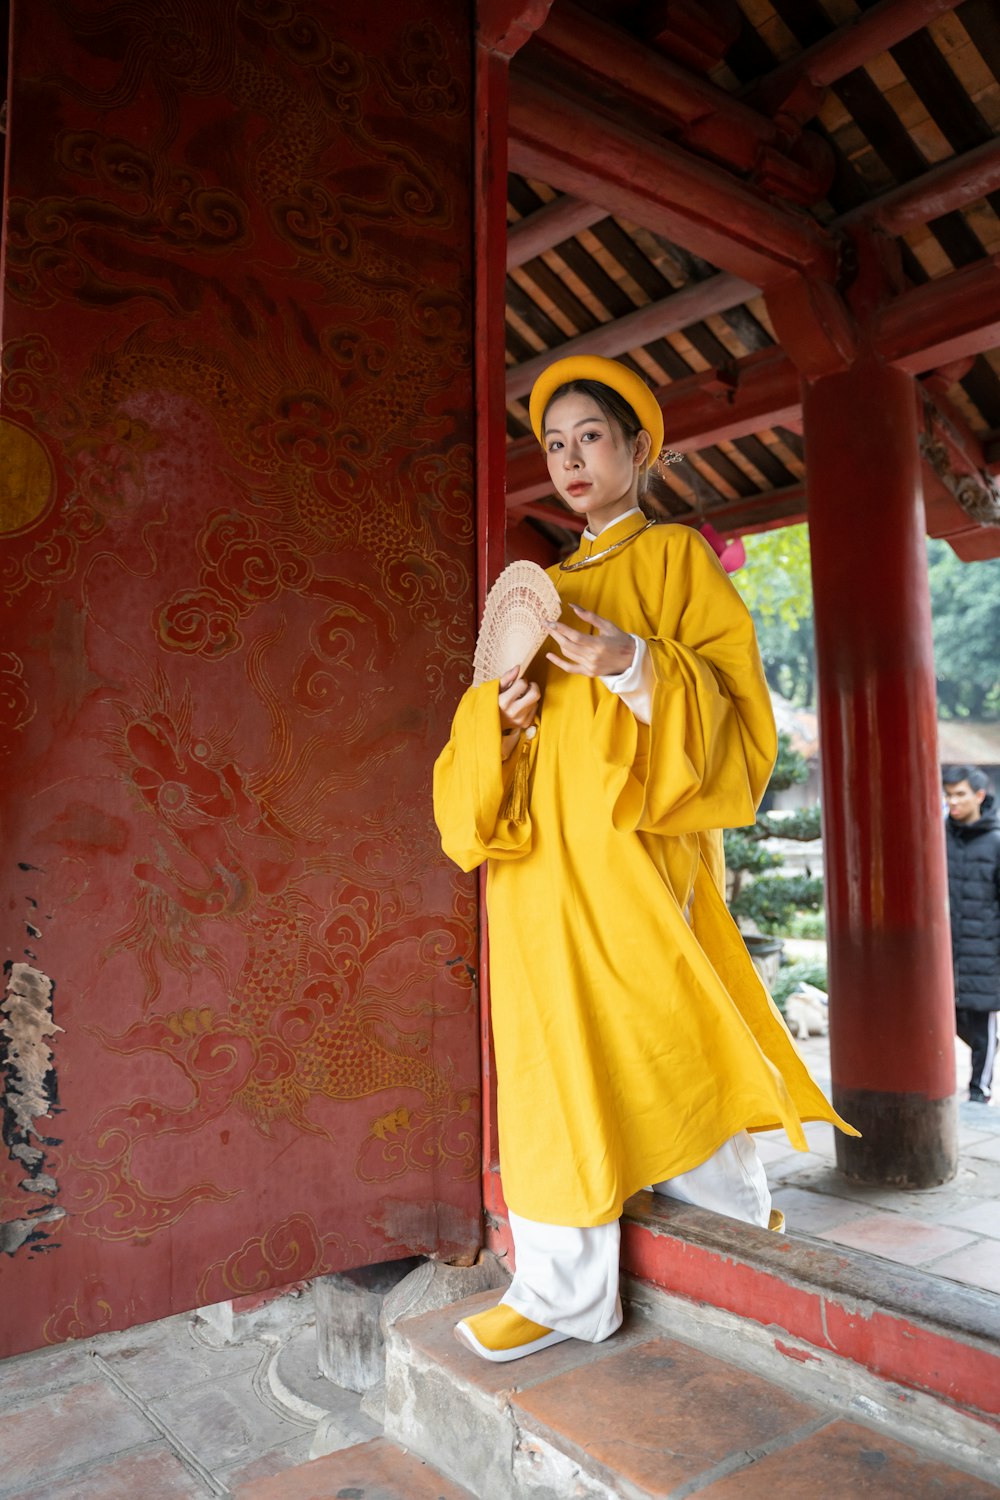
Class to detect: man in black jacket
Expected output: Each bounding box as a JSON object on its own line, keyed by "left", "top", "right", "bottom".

{"left": 943, "top": 766, "right": 1000, "bottom": 1103}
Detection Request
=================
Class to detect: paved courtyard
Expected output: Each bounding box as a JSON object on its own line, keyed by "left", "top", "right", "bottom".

{"left": 763, "top": 1032, "right": 1000, "bottom": 1297}
{"left": 0, "top": 1032, "right": 996, "bottom": 1497}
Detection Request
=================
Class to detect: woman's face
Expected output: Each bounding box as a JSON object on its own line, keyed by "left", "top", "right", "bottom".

{"left": 542, "top": 391, "right": 649, "bottom": 530}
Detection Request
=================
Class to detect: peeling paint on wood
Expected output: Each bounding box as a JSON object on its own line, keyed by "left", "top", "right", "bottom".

{"left": 1, "top": 960, "right": 65, "bottom": 1256}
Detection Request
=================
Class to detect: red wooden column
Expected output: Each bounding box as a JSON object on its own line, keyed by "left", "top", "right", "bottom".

{"left": 802, "top": 348, "right": 957, "bottom": 1186}
{"left": 474, "top": 0, "right": 555, "bottom": 1260}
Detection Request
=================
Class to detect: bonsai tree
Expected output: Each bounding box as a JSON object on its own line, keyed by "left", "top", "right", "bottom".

{"left": 725, "top": 732, "right": 824, "bottom": 934}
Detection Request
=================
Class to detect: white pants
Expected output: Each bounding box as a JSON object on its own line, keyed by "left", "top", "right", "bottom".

{"left": 501, "top": 1132, "right": 771, "bottom": 1342}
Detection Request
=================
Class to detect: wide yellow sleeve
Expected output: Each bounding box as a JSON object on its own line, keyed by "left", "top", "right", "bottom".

{"left": 432, "top": 681, "right": 536, "bottom": 872}
{"left": 593, "top": 528, "right": 777, "bottom": 837}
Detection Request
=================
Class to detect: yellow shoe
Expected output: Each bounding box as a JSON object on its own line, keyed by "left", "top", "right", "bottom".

{"left": 769, "top": 1208, "right": 786, "bottom": 1233}
{"left": 455, "top": 1304, "right": 570, "bottom": 1363}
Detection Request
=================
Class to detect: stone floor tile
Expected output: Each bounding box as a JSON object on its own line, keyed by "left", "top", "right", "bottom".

{"left": 769, "top": 1185, "right": 874, "bottom": 1234}
{"left": 767, "top": 1150, "right": 832, "bottom": 1181}
{"left": 94, "top": 1316, "right": 267, "bottom": 1401}
{"left": 923, "top": 1240, "right": 1000, "bottom": 1296}
{"left": 233, "top": 1438, "right": 473, "bottom": 1499}
{"left": 695, "top": 1419, "right": 1000, "bottom": 1498}
{"left": 929, "top": 1199, "right": 1000, "bottom": 1239}
{"left": 963, "top": 1134, "right": 1000, "bottom": 1164}
{"left": 750, "top": 1135, "right": 797, "bottom": 1167}
{"left": 149, "top": 1370, "right": 312, "bottom": 1471}
{"left": 5, "top": 1443, "right": 212, "bottom": 1500}
{"left": 0, "top": 1343, "right": 95, "bottom": 1411}
{"left": 816, "top": 1211, "right": 976, "bottom": 1266}
{"left": 511, "top": 1335, "right": 820, "bottom": 1496}
{"left": 0, "top": 1378, "right": 154, "bottom": 1493}
{"left": 219, "top": 1433, "right": 315, "bottom": 1491}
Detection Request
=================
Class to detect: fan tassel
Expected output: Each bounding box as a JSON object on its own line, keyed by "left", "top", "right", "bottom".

{"left": 500, "top": 735, "right": 533, "bottom": 823}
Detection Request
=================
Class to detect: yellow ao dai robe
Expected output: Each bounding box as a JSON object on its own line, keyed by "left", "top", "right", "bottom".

{"left": 434, "top": 515, "right": 856, "bottom": 1228}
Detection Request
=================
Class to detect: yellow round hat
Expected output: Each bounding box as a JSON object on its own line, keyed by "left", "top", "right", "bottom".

{"left": 528, "top": 355, "right": 664, "bottom": 470}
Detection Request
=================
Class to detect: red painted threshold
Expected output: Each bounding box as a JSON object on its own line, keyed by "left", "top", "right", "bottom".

{"left": 622, "top": 1191, "right": 1000, "bottom": 1427}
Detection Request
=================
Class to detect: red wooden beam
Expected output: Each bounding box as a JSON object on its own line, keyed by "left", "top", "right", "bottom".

{"left": 512, "top": 489, "right": 807, "bottom": 539}
{"left": 507, "top": 75, "right": 839, "bottom": 289}
{"left": 639, "top": 0, "right": 741, "bottom": 74}
{"left": 505, "top": 271, "right": 758, "bottom": 398}
{"left": 839, "top": 138, "right": 1000, "bottom": 237}
{"left": 746, "top": 0, "right": 961, "bottom": 120}
{"left": 524, "top": 1, "right": 831, "bottom": 203}
{"left": 507, "top": 195, "right": 607, "bottom": 269}
{"left": 877, "top": 253, "right": 1000, "bottom": 373}
{"left": 688, "top": 484, "right": 807, "bottom": 535}
{"left": 509, "top": 500, "right": 586, "bottom": 531}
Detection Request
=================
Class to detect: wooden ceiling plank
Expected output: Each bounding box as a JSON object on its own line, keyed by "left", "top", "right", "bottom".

{"left": 746, "top": 0, "right": 963, "bottom": 116}
{"left": 507, "top": 196, "right": 608, "bottom": 269}
{"left": 640, "top": 337, "right": 697, "bottom": 383}
{"left": 696, "top": 446, "right": 760, "bottom": 497}
{"left": 509, "top": 185, "right": 645, "bottom": 321}
{"left": 505, "top": 276, "right": 568, "bottom": 348}
{"left": 959, "top": 357, "right": 1000, "bottom": 430}
{"left": 513, "top": 258, "right": 600, "bottom": 334}
{"left": 545, "top": 244, "right": 638, "bottom": 321}
{"left": 584, "top": 218, "right": 677, "bottom": 303}
{"left": 732, "top": 432, "right": 799, "bottom": 489}
{"left": 504, "top": 319, "right": 541, "bottom": 364}
{"left": 832, "top": 69, "right": 989, "bottom": 266}
{"left": 505, "top": 272, "right": 759, "bottom": 398}
{"left": 890, "top": 28, "right": 998, "bottom": 157}
{"left": 958, "top": 0, "right": 1000, "bottom": 89}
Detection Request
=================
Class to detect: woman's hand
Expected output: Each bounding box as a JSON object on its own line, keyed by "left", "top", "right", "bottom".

{"left": 498, "top": 667, "right": 541, "bottom": 730}
{"left": 546, "top": 605, "right": 635, "bottom": 677}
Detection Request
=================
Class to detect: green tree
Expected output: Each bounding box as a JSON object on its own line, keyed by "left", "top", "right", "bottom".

{"left": 927, "top": 540, "right": 1000, "bottom": 720}
{"left": 725, "top": 732, "right": 823, "bottom": 932}
{"left": 733, "top": 524, "right": 816, "bottom": 707}
{"left": 733, "top": 528, "right": 1000, "bottom": 721}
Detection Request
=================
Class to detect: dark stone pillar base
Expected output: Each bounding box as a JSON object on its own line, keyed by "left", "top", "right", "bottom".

{"left": 833, "top": 1088, "right": 958, "bottom": 1188}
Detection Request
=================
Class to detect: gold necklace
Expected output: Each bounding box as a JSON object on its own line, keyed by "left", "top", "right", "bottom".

{"left": 559, "top": 519, "right": 658, "bottom": 573}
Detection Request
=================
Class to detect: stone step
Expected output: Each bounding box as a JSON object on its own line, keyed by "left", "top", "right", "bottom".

{"left": 381, "top": 1290, "right": 1000, "bottom": 1499}
{"left": 232, "top": 1434, "right": 475, "bottom": 1499}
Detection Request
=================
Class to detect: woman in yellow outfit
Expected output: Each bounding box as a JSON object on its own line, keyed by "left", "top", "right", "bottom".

{"left": 434, "top": 355, "right": 856, "bottom": 1363}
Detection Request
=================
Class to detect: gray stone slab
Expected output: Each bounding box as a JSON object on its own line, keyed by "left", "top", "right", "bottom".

{"left": 0, "top": 1378, "right": 155, "bottom": 1495}
{"left": 0, "top": 1342, "right": 96, "bottom": 1412}
{"left": 149, "top": 1369, "right": 312, "bottom": 1472}
{"left": 927, "top": 1199, "right": 1000, "bottom": 1239}
{"left": 4, "top": 1442, "right": 213, "bottom": 1500}
{"left": 95, "top": 1315, "right": 265, "bottom": 1402}
{"left": 216, "top": 1431, "right": 315, "bottom": 1492}
{"left": 770, "top": 1186, "right": 876, "bottom": 1234}
{"left": 963, "top": 1134, "right": 1000, "bottom": 1164}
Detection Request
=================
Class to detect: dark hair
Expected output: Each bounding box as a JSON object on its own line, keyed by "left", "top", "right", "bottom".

{"left": 542, "top": 378, "right": 650, "bottom": 500}
{"left": 942, "top": 765, "right": 989, "bottom": 792}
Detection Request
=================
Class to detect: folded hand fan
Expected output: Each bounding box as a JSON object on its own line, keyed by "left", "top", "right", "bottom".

{"left": 472, "top": 560, "right": 561, "bottom": 686}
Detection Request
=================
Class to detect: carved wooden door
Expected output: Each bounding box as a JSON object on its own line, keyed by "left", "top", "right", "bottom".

{"left": 0, "top": 0, "right": 482, "bottom": 1355}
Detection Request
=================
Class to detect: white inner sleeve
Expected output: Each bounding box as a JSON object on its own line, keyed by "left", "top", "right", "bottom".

{"left": 600, "top": 634, "right": 652, "bottom": 724}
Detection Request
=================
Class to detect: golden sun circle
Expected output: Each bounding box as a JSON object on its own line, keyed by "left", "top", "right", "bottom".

{"left": 0, "top": 417, "right": 56, "bottom": 535}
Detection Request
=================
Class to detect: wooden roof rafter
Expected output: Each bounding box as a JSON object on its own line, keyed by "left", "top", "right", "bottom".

{"left": 503, "top": 0, "right": 1000, "bottom": 558}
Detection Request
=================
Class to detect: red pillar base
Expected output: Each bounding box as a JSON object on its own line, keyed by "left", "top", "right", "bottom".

{"left": 833, "top": 1088, "right": 957, "bottom": 1188}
